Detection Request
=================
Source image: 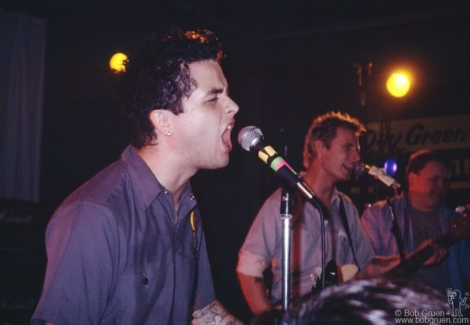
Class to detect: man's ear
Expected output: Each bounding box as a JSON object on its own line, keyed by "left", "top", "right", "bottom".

{"left": 408, "top": 172, "right": 417, "bottom": 189}
{"left": 314, "top": 140, "right": 325, "bottom": 156}
{"left": 149, "top": 109, "right": 172, "bottom": 136}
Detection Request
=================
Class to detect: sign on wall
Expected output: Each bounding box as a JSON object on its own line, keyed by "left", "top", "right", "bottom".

{"left": 366, "top": 115, "right": 470, "bottom": 154}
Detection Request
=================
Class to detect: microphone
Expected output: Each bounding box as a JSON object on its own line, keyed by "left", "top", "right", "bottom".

{"left": 354, "top": 162, "right": 401, "bottom": 189}
{"left": 238, "top": 126, "right": 320, "bottom": 206}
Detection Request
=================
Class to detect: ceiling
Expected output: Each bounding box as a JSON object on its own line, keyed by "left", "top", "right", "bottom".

{"left": 2, "top": 0, "right": 470, "bottom": 120}
{"left": 3, "top": 0, "right": 470, "bottom": 41}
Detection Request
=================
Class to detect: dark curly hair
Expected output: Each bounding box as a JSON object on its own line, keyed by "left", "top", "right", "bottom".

{"left": 302, "top": 111, "right": 366, "bottom": 169}
{"left": 116, "top": 28, "right": 225, "bottom": 148}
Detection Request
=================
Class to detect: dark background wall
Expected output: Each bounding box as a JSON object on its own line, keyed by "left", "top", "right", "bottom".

{"left": 1, "top": 1, "right": 470, "bottom": 323}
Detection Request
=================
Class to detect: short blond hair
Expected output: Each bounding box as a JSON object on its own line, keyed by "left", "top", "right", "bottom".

{"left": 303, "top": 111, "right": 365, "bottom": 169}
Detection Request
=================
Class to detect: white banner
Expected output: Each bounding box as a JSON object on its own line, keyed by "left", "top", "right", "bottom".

{"left": 366, "top": 115, "right": 470, "bottom": 153}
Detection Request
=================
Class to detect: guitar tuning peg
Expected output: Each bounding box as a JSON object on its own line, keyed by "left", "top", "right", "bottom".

{"left": 455, "top": 205, "right": 470, "bottom": 218}
{"left": 455, "top": 206, "right": 465, "bottom": 214}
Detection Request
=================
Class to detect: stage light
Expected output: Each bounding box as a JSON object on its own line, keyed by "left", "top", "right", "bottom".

{"left": 386, "top": 72, "right": 411, "bottom": 97}
{"left": 109, "top": 53, "right": 127, "bottom": 72}
{"left": 383, "top": 157, "right": 398, "bottom": 175}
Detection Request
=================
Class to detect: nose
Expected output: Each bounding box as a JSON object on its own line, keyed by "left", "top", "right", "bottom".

{"left": 350, "top": 148, "right": 361, "bottom": 163}
{"left": 226, "top": 97, "right": 239, "bottom": 115}
{"left": 436, "top": 178, "right": 450, "bottom": 191}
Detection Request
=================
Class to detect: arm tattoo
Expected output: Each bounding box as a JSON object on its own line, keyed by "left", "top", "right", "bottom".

{"left": 192, "top": 301, "right": 240, "bottom": 325}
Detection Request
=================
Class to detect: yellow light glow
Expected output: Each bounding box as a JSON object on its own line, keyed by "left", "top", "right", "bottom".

{"left": 387, "top": 72, "right": 411, "bottom": 97}
{"left": 109, "top": 53, "right": 127, "bottom": 72}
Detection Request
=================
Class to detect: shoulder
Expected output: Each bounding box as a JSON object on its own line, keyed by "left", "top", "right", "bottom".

{"left": 48, "top": 160, "right": 132, "bottom": 235}
{"left": 44, "top": 201, "right": 121, "bottom": 262}
{"left": 336, "top": 191, "right": 358, "bottom": 212}
{"left": 360, "top": 197, "right": 395, "bottom": 224}
{"left": 259, "top": 188, "right": 284, "bottom": 211}
{"left": 48, "top": 200, "right": 118, "bottom": 239}
{"left": 248, "top": 188, "right": 285, "bottom": 230}
{"left": 438, "top": 202, "right": 459, "bottom": 217}
{"left": 336, "top": 191, "right": 354, "bottom": 205}
{"left": 66, "top": 159, "right": 128, "bottom": 206}
{"left": 265, "top": 188, "right": 284, "bottom": 202}
{"left": 364, "top": 193, "right": 408, "bottom": 215}
{"left": 366, "top": 199, "right": 388, "bottom": 211}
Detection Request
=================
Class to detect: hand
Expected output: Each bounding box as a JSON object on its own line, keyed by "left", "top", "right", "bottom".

{"left": 408, "top": 238, "right": 448, "bottom": 266}
{"left": 192, "top": 300, "right": 244, "bottom": 325}
{"left": 356, "top": 256, "right": 401, "bottom": 279}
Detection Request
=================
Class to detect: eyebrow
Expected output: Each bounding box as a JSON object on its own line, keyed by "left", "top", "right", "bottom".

{"left": 208, "top": 86, "right": 229, "bottom": 96}
{"left": 209, "top": 87, "right": 223, "bottom": 95}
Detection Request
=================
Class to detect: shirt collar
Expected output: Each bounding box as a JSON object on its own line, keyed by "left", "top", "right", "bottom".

{"left": 331, "top": 188, "right": 339, "bottom": 201}
{"left": 121, "top": 146, "right": 165, "bottom": 209}
{"left": 121, "top": 146, "right": 196, "bottom": 211}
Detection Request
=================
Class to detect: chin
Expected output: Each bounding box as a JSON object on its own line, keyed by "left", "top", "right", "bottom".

{"left": 340, "top": 172, "right": 352, "bottom": 181}
{"left": 220, "top": 157, "right": 230, "bottom": 168}
{"left": 209, "top": 157, "right": 229, "bottom": 170}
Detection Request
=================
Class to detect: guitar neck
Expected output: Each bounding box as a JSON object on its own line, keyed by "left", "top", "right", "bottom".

{"left": 385, "top": 229, "right": 458, "bottom": 278}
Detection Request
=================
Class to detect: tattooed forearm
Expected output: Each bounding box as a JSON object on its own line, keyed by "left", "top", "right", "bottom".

{"left": 192, "top": 300, "right": 243, "bottom": 325}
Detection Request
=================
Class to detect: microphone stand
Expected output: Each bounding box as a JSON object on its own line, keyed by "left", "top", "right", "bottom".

{"left": 275, "top": 166, "right": 328, "bottom": 297}
{"left": 280, "top": 188, "right": 293, "bottom": 311}
{"left": 386, "top": 192, "right": 407, "bottom": 262}
{"left": 278, "top": 177, "right": 327, "bottom": 311}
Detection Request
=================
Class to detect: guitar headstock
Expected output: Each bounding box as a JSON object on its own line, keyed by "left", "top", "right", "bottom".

{"left": 449, "top": 217, "right": 470, "bottom": 240}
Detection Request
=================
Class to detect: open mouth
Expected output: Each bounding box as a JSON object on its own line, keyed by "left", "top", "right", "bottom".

{"left": 222, "top": 123, "right": 235, "bottom": 151}
{"left": 343, "top": 164, "right": 354, "bottom": 172}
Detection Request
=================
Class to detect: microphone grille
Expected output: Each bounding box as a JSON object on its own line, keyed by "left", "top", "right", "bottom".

{"left": 238, "top": 126, "right": 263, "bottom": 151}
{"left": 354, "top": 162, "right": 366, "bottom": 175}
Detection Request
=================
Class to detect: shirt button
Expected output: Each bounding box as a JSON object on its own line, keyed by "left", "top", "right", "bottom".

{"left": 163, "top": 190, "right": 168, "bottom": 195}
{"left": 190, "top": 195, "right": 195, "bottom": 200}
{"left": 143, "top": 278, "right": 149, "bottom": 285}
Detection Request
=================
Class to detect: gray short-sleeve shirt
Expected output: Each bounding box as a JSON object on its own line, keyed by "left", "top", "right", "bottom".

{"left": 31, "top": 146, "right": 216, "bottom": 325}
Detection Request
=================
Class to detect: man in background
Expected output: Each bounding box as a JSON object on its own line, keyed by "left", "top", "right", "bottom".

{"left": 361, "top": 149, "right": 470, "bottom": 296}
{"left": 237, "top": 112, "right": 377, "bottom": 315}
